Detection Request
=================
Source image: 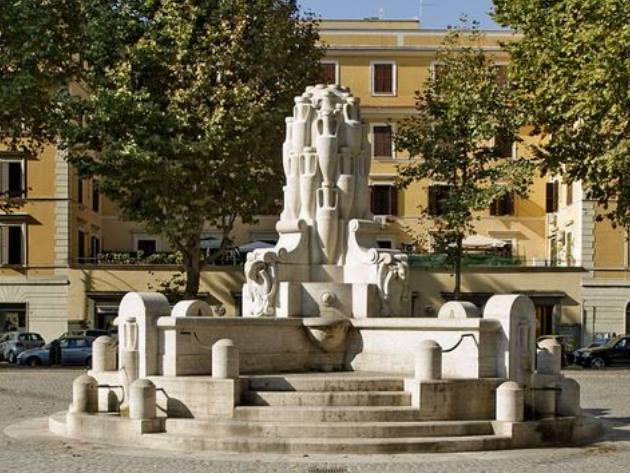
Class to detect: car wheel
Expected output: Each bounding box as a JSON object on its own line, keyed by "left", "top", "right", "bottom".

{"left": 85, "top": 356, "right": 92, "bottom": 368}
{"left": 7, "top": 351, "right": 16, "bottom": 364}
{"left": 27, "top": 357, "right": 41, "bottom": 367}
{"left": 590, "top": 357, "right": 606, "bottom": 369}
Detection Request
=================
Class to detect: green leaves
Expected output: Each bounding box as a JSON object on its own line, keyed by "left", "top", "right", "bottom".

{"left": 1, "top": 0, "right": 323, "bottom": 295}
{"left": 395, "top": 23, "right": 533, "bottom": 294}
{"left": 494, "top": 0, "right": 630, "bottom": 224}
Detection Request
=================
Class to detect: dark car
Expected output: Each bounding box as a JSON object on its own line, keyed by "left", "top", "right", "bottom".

{"left": 16, "top": 336, "right": 93, "bottom": 367}
{"left": 573, "top": 335, "right": 630, "bottom": 369}
{"left": 0, "top": 332, "right": 45, "bottom": 363}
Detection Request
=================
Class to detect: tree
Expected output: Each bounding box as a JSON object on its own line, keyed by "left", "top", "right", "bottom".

{"left": 2, "top": 0, "right": 323, "bottom": 298}
{"left": 395, "top": 24, "right": 533, "bottom": 299}
{"left": 493, "top": 0, "right": 630, "bottom": 225}
{"left": 0, "top": 0, "right": 82, "bottom": 211}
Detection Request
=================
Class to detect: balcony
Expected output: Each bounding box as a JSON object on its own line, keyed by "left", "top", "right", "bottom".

{"left": 71, "top": 250, "right": 243, "bottom": 267}
{"left": 406, "top": 253, "right": 583, "bottom": 269}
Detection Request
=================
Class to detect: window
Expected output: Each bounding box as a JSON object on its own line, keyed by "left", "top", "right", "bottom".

{"left": 78, "top": 178, "right": 84, "bottom": 204}
{"left": 370, "top": 185, "right": 398, "bottom": 216}
{"left": 0, "top": 158, "right": 25, "bottom": 198}
{"left": 320, "top": 61, "right": 338, "bottom": 85}
{"left": 428, "top": 185, "right": 452, "bottom": 216}
{"left": 372, "top": 125, "right": 393, "bottom": 159}
{"left": 495, "top": 131, "right": 513, "bottom": 157}
{"left": 546, "top": 181, "right": 559, "bottom": 213}
{"left": 0, "top": 303, "right": 26, "bottom": 333}
{"left": 90, "top": 236, "right": 101, "bottom": 258}
{"left": 137, "top": 239, "right": 157, "bottom": 256}
{"left": 490, "top": 192, "right": 515, "bottom": 216}
{"left": 78, "top": 230, "right": 86, "bottom": 260}
{"left": 92, "top": 181, "right": 100, "bottom": 212}
{"left": 377, "top": 240, "right": 393, "bottom": 249}
{"left": 372, "top": 62, "right": 395, "bottom": 95}
{"left": 0, "top": 225, "right": 25, "bottom": 265}
{"left": 566, "top": 182, "right": 573, "bottom": 206}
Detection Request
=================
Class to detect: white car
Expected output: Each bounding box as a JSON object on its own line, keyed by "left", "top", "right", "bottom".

{"left": 0, "top": 332, "right": 45, "bottom": 363}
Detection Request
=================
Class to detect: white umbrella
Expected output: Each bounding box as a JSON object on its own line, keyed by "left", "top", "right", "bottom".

{"left": 238, "top": 241, "right": 275, "bottom": 252}
{"left": 462, "top": 235, "right": 507, "bottom": 249}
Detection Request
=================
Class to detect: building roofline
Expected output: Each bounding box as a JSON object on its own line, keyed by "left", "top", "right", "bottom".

{"left": 320, "top": 27, "right": 516, "bottom": 35}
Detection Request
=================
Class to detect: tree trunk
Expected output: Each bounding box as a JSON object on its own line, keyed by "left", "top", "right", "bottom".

{"left": 453, "top": 234, "right": 463, "bottom": 300}
{"left": 183, "top": 237, "right": 202, "bottom": 299}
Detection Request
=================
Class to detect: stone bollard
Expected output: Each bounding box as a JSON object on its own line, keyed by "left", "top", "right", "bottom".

{"left": 557, "top": 377, "right": 581, "bottom": 417}
{"left": 92, "top": 336, "right": 117, "bottom": 373}
{"left": 212, "top": 339, "right": 239, "bottom": 379}
{"left": 415, "top": 340, "right": 442, "bottom": 381}
{"left": 496, "top": 381, "right": 524, "bottom": 422}
{"left": 69, "top": 374, "right": 98, "bottom": 414}
{"left": 123, "top": 349, "right": 140, "bottom": 384}
{"left": 129, "top": 378, "right": 157, "bottom": 420}
{"left": 537, "top": 339, "right": 562, "bottom": 375}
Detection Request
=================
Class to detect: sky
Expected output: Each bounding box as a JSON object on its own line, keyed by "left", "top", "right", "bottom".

{"left": 298, "top": 0, "right": 504, "bottom": 30}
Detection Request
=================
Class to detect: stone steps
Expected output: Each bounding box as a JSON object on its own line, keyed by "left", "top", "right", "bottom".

{"left": 245, "top": 375, "right": 405, "bottom": 392}
{"left": 165, "top": 418, "right": 495, "bottom": 439}
{"left": 234, "top": 405, "right": 424, "bottom": 422}
{"left": 243, "top": 390, "right": 412, "bottom": 407}
{"left": 146, "top": 432, "right": 512, "bottom": 454}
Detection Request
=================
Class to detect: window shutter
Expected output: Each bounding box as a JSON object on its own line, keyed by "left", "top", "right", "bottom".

{"left": 390, "top": 187, "right": 399, "bottom": 216}
{"left": 546, "top": 183, "right": 554, "bottom": 213}
{"left": 0, "top": 162, "right": 7, "bottom": 193}
{"left": 373, "top": 126, "right": 392, "bottom": 158}
{"left": 8, "top": 226, "right": 22, "bottom": 265}
{"left": 553, "top": 181, "right": 559, "bottom": 212}
{"left": 489, "top": 199, "right": 498, "bottom": 216}
{"left": 0, "top": 227, "right": 8, "bottom": 265}
{"left": 374, "top": 64, "right": 393, "bottom": 94}
{"left": 428, "top": 186, "right": 437, "bottom": 216}
{"left": 370, "top": 186, "right": 377, "bottom": 214}
{"left": 505, "top": 192, "right": 515, "bottom": 215}
{"left": 320, "top": 63, "right": 337, "bottom": 84}
{"left": 8, "top": 162, "right": 22, "bottom": 197}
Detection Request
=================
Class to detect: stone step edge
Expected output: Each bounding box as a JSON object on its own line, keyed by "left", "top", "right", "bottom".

{"left": 166, "top": 418, "right": 493, "bottom": 428}
{"left": 151, "top": 432, "right": 511, "bottom": 446}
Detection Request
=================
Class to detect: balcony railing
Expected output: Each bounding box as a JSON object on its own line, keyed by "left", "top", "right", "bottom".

{"left": 406, "top": 253, "right": 582, "bottom": 269}
{"left": 71, "top": 251, "right": 243, "bottom": 267}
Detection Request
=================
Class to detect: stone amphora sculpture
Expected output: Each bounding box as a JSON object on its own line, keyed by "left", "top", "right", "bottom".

{"left": 316, "top": 187, "right": 340, "bottom": 264}
{"left": 299, "top": 148, "right": 320, "bottom": 222}
{"left": 315, "top": 111, "right": 340, "bottom": 187}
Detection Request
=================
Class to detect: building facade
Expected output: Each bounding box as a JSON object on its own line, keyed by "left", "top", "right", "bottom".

{"left": 0, "top": 18, "right": 625, "bottom": 345}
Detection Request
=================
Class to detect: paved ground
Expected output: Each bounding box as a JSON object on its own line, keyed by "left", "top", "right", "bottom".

{"left": 1, "top": 364, "right": 630, "bottom": 473}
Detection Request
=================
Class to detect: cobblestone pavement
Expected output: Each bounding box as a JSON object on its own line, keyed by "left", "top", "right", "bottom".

{"left": 1, "top": 364, "right": 630, "bottom": 473}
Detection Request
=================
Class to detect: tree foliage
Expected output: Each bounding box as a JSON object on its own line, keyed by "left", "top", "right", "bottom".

{"left": 1, "top": 0, "right": 324, "bottom": 297}
{"left": 494, "top": 0, "right": 630, "bottom": 225}
{"left": 395, "top": 24, "right": 533, "bottom": 297}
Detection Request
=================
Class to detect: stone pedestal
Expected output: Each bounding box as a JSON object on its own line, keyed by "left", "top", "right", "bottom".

{"left": 92, "top": 336, "right": 117, "bottom": 373}
{"left": 537, "top": 339, "right": 562, "bottom": 375}
{"left": 129, "top": 379, "right": 157, "bottom": 420}
{"left": 212, "top": 339, "right": 239, "bottom": 379}
{"left": 415, "top": 340, "right": 442, "bottom": 381}
{"left": 69, "top": 374, "right": 98, "bottom": 414}
{"left": 496, "top": 381, "right": 524, "bottom": 422}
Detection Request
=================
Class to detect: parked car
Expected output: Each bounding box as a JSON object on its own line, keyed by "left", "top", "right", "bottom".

{"left": 573, "top": 335, "right": 630, "bottom": 369}
{"left": 16, "top": 336, "right": 93, "bottom": 367}
{"left": 0, "top": 332, "right": 45, "bottom": 363}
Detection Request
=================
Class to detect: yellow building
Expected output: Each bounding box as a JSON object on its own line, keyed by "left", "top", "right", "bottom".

{"left": 2, "top": 18, "right": 625, "bottom": 346}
